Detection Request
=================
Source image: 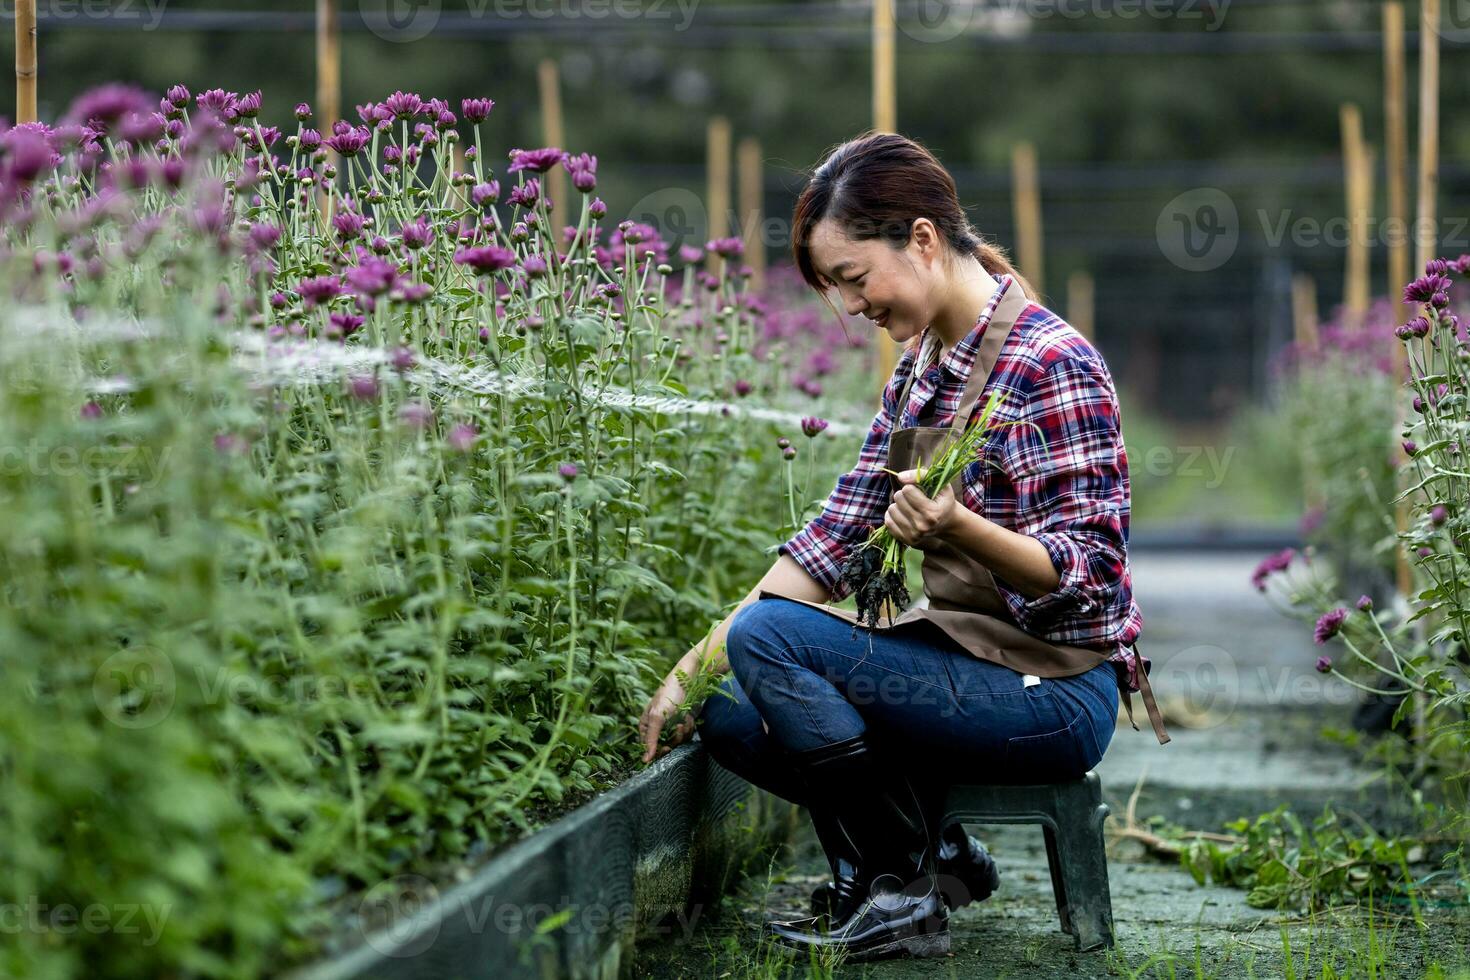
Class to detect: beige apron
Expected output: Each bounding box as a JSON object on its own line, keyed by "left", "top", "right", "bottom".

{"left": 760, "top": 277, "right": 1171, "bottom": 745}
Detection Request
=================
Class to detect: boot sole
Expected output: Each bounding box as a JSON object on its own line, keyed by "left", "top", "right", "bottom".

{"left": 845, "top": 926, "right": 952, "bottom": 962}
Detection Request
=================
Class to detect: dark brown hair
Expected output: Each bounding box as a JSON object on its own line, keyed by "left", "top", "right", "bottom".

{"left": 791, "top": 130, "right": 1037, "bottom": 355}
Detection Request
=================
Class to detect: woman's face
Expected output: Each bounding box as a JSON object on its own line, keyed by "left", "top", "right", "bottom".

{"left": 807, "top": 216, "right": 940, "bottom": 348}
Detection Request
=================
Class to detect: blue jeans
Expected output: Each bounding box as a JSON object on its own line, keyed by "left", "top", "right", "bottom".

{"left": 695, "top": 596, "right": 1119, "bottom": 801}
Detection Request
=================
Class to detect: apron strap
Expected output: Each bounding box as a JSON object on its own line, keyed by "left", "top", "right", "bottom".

{"left": 1120, "top": 642, "right": 1171, "bottom": 745}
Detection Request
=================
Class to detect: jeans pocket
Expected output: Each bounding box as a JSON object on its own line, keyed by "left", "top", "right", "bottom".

{"left": 1001, "top": 706, "right": 1094, "bottom": 782}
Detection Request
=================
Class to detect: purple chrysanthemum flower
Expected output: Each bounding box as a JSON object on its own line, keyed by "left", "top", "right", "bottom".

{"left": 248, "top": 222, "right": 282, "bottom": 253}
{"left": 454, "top": 245, "right": 516, "bottom": 274}
{"left": 298, "top": 128, "right": 323, "bottom": 152}
{"left": 196, "top": 88, "right": 240, "bottom": 121}
{"left": 706, "top": 236, "right": 745, "bottom": 259}
{"left": 1453, "top": 254, "right": 1470, "bottom": 276}
{"left": 1403, "top": 439, "right": 1418, "bottom": 456}
{"left": 294, "top": 102, "right": 313, "bottom": 120}
{"left": 80, "top": 400, "right": 103, "bottom": 420}
{"left": 507, "top": 178, "right": 541, "bottom": 210}
{"left": 401, "top": 214, "right": 434, "bottom": 250}
{"left": 521, "top": 254, "right": 549, "bottom": 279}
{"left": 62, "top": 83, "right": 154, "bottom": 130}
{"left": 1431, "top": 504, "right": 1449, "bottom": 525}
{"left": 398, "top": 401, "right": 434, "bottom": 430}
{"left": 333, "top": 209, "right": 366, "bottom": 241}
{"left": 234, "top": 90, "right": 263, "bottom": 118}
{"left": 382, "top": 91, "right": 425, "bottom": 119}
{"left": 345, "top": 257, "right": 399, "bottom": 296}
{"left": 564, "top": 151, "right": 597, "bottom": 192}
{"left": 390, "top": 346, "right": 417, "bottom": 372}
{"left": 588, "top": 197, "right": 606, "bottom": 219}
{"left": 1356, "top": 594, "right": 1374, "bottom": 611}
{"left": 801, "top": 416, "right": 830, "bottom": 438}
{"left": 679, "top": 244, "right": 704, "bottom": 264}
{"left": 1313, "top": 607, "right": 1348, "bottom": 644}
{"left": 733, "top": 379, "right": 753, "bottom": 398}
{"left": 470, "top": 181, "right": 500, "bottom": 208}
{"left": 328, "top": 311, "right": 365, "bottom": 337}
{"left": 325, "top": 126, "right": 371, "bottom": 157}
{"left": 447, "top": 423, "right": 478, "bottom": 452}
{"left": 1315, "top": 655, "right": 1332, "bottom": 674}
{"left": 297, "top": 275, "right": 343, "bottom": 309}
{"left": 165, "top": 84, "right": 191, "bottom": 108}
{"left": 1249, "top": 547, "right": 1295, "bottom": 592}
{"left": 347, "top": 374, "right": 379, "bottom": 400}
{"left": 461, "top": 98, "right": 495, "bottom": 123}
{"left": 1404, "top": 274, "right": 1452, "bottom": 304}
{"left": 390, "top": 281, "right": 434, "bottom": 304}
{"left": 508, "top": 147, "right": 566, "bottom": 173}
{"left": 558, "top": 463, "right": 579, "bottom": 482}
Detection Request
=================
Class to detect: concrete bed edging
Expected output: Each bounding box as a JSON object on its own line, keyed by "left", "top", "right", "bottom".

{"left": 285, "top": 741, "right": 794, "bottom": 980}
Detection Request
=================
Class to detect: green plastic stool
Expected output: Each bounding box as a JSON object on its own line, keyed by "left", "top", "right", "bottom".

{"left": 943, "top": 770, "right": 1116, "bottom": 952}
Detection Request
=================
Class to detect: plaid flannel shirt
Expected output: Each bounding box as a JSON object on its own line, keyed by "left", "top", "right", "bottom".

{"left": 778, "top": 273, "right": 1148, "bottom": 692}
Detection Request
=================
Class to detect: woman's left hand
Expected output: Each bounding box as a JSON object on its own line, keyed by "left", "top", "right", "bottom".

{"left": 885, "top": 469, "right": 959, "bottom": 550}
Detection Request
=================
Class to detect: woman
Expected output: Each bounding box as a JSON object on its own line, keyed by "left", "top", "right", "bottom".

{"left": 637, "top": 131, "right": 1170, "bottom": 962}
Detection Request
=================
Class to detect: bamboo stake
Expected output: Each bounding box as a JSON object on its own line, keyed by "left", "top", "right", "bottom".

{"left": 1415, "top": 0, "right": 1440, "bottom": 274}
{"left": 1339, "top": 104, "right": 1371, "bottom": 328}
{"left": 873, "top": 0, "right": 897, "bottom": 397}
{"left": 873, "top": 0, "right": 896, "bottom": 135}
{"left": 316, "top": 0, "right": 340, "bottom": 134}
{"left": 1012, "top": 141, "right": 1044, "bottom": 298}
{"left": 1384, "top": 2, "right": 1410, "bottom": 313}
{"left": 704, "top": 116, "right": 731, "bottom": 278}
{"left": 15, "top": 0, "right": 36, "bottom": 124}
{"left": 538, "top": 59, "right": 568, "bottom": 241}
{"left": 1066, "top": 270, "right": 1094, "bottom": 342}
{"left": 737, "top": 136, "right": 766, "bottom": 295}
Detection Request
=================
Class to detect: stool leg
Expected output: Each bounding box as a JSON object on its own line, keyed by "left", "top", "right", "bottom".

{"left": 1048, "top": 788, "right": 1115, "bottom": 952}
{"left": 1041, "top": 825, "right": 1073, "bottom": 936}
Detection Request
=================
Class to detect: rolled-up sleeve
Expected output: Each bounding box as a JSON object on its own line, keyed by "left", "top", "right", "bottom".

{"left": 993, "top": 354, "right": 1129, "bottom": 637}
{"left": 779, "top": 361, "right": 908, "bottom": 600}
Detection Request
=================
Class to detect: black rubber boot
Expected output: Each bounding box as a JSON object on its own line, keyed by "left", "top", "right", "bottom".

{"left": 763, "top": 733, "right": 950, "bottom": 961}
{"left": 808, "top": 819, "right": 1000, "bottom": 919}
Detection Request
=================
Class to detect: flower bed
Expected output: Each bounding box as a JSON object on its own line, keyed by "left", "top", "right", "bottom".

{"left": 0, "top": 84, "right": 860, "bottom": 977}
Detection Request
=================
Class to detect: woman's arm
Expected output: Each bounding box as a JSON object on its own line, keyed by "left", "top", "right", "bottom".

{"left": 935, "top": 509, "right": 1061, "bottom": 599}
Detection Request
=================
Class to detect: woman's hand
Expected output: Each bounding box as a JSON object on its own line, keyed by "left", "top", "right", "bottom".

{"left": 884, "top": 468, "right": 959, "bottom": 550}
{"left": 637, "top": 662, "right": 698, "bottom": 763}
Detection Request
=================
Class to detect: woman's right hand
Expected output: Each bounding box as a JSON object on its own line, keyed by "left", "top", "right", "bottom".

{"left": 638, "top": 661, "right": 698, "bottom": 764}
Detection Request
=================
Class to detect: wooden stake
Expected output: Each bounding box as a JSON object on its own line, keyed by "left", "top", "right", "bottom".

{"left": 1012, "top": 141, "right": 1044, "bottom": 299}
{"left": 1340, "top": 103, "right": 1371, "bottom": 328}
{"left": 873, "top": 0, "right": 897, "bottom": 396}
{"left": 1415, "top": 0, "right": 1440, "bottom": 273}
{"left": 315, "top": 0, "right": 340, "bottom": 133}
{"left": 15, "top": 0, "right": 36, "bottom": 124}
{"left": 873, "top": 0, "right": 896, "bottom": 135}
{"left": 1384, "top": 2, "right": 1410, "bottom": 312}
{"left": 737, "top": 136, "right": 766, "bottom": 295}
{"left": 1066, "top": 270, "right": 1094, "bottom": 343}
{"left": 705, "top": 116, "right": 731, "bottom": 278}
{"left": 538, "top": 59, "right": 568, "bottom": 241}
